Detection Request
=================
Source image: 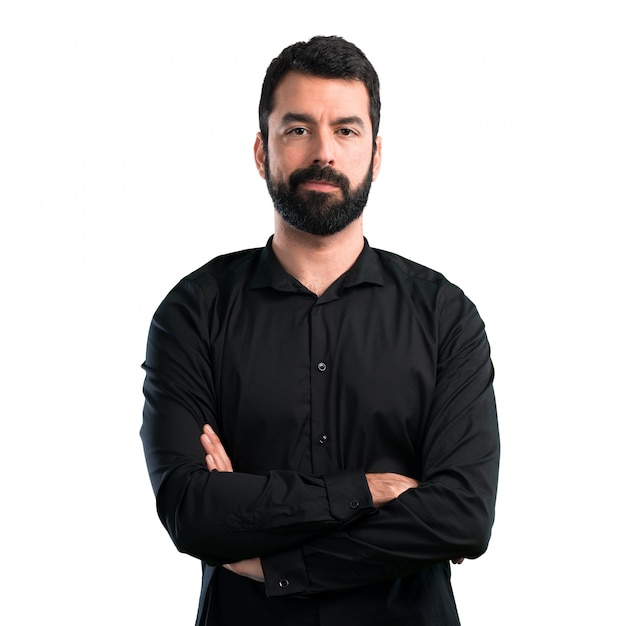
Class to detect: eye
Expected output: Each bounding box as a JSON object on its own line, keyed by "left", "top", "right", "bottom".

{"left": 287, "top": 127, "right": 308, "bottom": 136}
{"left": 337, "top": 128, "right": 357, "bottom": 137}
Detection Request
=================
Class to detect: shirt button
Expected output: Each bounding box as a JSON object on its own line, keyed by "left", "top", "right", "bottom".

{"left": 318, "top": 434, "right": 328, "bottom": 444}
{"left": 317, "top": 362, "right": 327, "bottom": 372}
{"left": 349, "top": 499, "right": 360, "bottom": 509}
{"left": 279, "top": 579, "right": 290, "bottom": 589}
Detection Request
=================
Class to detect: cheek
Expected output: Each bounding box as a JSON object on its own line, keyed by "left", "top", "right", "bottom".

{"left": 345, "top": 154, "right": 373, "bottom": 184}
{"left": 342, "top": 143, "right": 373, "bottom": 170}
{"left": 267, "top": 146, "right": 298, "bottom": 178}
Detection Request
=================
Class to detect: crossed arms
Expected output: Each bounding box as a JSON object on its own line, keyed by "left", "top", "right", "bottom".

{"left": 141, "top": 276, "right": 499, "bottom": 597}
{"left": 200, "top": 423, "right": 432, "bottom": 583}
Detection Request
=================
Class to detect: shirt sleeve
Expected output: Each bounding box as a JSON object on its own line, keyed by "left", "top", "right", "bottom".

{"left": 261, "top": 286, "right": 500, "bottom": 597}
{"left": 140, "top": 278, "right": 375, "bottom": 565}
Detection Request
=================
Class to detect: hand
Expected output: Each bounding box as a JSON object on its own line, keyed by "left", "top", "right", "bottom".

{"left": 223, "top": 557, "right": 265, "bottom": 583}
{"left": 365, "top": 473, "right": 419, "bottom": 507}
{"left": 200, "top": 428, "right": 263, "bottom": 580}
{"left": 200, "top": 424, "right": 233, "bottom": 472}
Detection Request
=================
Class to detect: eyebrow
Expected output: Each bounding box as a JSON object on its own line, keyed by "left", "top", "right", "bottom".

{"left": 279, "top": 112, "right": 366, "bottom": 129}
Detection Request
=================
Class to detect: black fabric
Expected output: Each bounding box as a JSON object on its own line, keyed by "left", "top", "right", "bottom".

{"left": 141, "top": 237, "right": 499, "bottom": 625}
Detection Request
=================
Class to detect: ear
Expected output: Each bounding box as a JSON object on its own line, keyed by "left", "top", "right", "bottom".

{"left": 371, "top": 136, "right": 382, "bottom": 182}
{"left": 254, "top": 133, "right": 266, "bottom": 179}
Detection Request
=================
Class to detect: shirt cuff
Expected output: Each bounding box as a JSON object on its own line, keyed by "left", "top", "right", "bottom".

{"left": 322, "top": 469, "right": 375, "bottom": 522}
{"left": 262, "top": 546, "right": 308, "bottom": 597}
{"left": 262, "top": 470, "right": 375, "bottom": 598}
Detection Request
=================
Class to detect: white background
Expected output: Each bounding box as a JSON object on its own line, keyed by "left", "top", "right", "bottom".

{"left": 1, "top": 1, "right": 624, "bottom": 624}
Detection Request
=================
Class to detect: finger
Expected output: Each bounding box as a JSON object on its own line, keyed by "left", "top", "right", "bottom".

{"left": 202, "top": 425, "right": 234, "bottom": 472}
{"left": 203, "top": 423, "right": 227, "bottom": 451}
{"left": 202, "top": 437, "right": 230, "bottom": 472}
{"left": 200, "top": 433, "right": 212, "bottom": 455}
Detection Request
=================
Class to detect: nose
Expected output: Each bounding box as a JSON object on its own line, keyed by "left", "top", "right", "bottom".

{"left": 311, "top": 130, "right": 335, "bottom": 167}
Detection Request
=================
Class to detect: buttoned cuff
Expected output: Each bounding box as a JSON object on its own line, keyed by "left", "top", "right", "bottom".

{"left": 262, "top": 470, "right": 374, "bottom": 598}
{"left": 262, "top": 546, "right": 308, "bottom": 597}
{"left": 322, "top": 469, "right": 375, "bottom": 522}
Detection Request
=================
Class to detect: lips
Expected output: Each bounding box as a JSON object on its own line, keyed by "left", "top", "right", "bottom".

{"left": 300, "top": 180, "right": 340, "bottom": 192}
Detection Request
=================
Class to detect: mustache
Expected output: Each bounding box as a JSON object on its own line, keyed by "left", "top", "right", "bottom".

{"left": 288, "top": 165, "right": 350, "bottom": 192}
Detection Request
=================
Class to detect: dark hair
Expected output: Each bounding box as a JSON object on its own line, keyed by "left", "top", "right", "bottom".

{"left": 258, "top": 36, "right": 381, "bottom": 147}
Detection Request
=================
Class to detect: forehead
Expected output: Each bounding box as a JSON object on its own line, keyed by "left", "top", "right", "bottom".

{"left": 270, "top": 72, "right": 371, "bottom": 127}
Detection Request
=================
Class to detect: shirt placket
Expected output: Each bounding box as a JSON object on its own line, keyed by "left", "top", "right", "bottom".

{"left": 309, "top": 302, "right": 332, "bottom": 475}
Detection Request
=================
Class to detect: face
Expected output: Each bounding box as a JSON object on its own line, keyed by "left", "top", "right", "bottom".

{"left": 255, "top": 72, "right": 382, "bottom": 236}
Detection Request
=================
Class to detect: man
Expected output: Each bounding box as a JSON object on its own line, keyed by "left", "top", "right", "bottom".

{"left": 141, "top": 35, "right": 499, "bottom": 626}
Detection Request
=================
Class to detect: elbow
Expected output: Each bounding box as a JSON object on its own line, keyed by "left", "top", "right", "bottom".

{"left": 165, "top": 509, "right": 205, "bottom": 559}
{"left": 454, "top": 504, "right": 495, "bottom": 559}
{"left": 155, "top": 474, "right": 226, "bottom": 565}
{"left": 160, "top": 503, "right": 225, "bottom": 566}
{"left": 460, "top": 525, "right": 492, "bottom": 559}
{"left": 170, "top": 531, "right": 222, "bottom": 567}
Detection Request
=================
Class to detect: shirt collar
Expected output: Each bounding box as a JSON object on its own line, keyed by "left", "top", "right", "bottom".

{"left": 250, "top": 236, "right": 385, "bottom": 297}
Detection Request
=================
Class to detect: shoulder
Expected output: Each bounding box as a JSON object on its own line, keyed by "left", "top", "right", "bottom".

{"left": 372, "top": 247, "right": 468, "bottom": 306}
{"left": 153, "top": 247, "right": 263, "bottom": 318}
{"left": 373, "top": 247, "right": 446, "bottom": 283}
{"left": 184, "top": 247, "right": 264, "bottom": 291}
{"left": 371, "top": 246, "right": 486, "bottom": 339}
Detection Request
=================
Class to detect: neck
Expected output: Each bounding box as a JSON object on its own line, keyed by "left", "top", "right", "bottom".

{"left": 272, "top": 216, "right": 365, "bottom": 296}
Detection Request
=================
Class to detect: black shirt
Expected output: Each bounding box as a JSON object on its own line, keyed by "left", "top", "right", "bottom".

{"left": 141, "top": 238, "right": 499, "bottom": 626}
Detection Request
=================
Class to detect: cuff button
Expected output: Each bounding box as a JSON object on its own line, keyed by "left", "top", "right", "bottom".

{"left": 279, "top": 579, "right": 290, "bottom": 589}
{"left": 349, "top": 499, "right": 360, "bottom": 509}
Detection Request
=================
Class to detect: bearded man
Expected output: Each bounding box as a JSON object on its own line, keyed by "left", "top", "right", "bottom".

{"left": 141, "top": 35, "right": 499, "bottom": 626}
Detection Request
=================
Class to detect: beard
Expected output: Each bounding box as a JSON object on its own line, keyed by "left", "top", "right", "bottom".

{"left": 265, "top": 155, "right": 374, "bottom": 236}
